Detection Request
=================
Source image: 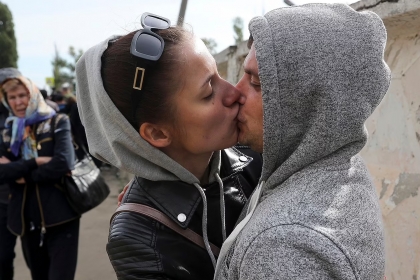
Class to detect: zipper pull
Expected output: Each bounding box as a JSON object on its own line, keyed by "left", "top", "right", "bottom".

{"left": 39, "top": 226, "right": 46, "bottom": 247}
{"left": 30, "top": 222, "right": 35, "bottom": 231}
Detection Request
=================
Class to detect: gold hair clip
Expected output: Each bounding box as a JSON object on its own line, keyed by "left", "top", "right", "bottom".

{"left": 133, "top": 67, "right": 145, "bottom": 90}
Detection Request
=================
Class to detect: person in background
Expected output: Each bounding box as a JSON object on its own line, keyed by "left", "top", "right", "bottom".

{"left": 40, "top": 89, "right": 59, "bottom": 112}
{"left": 55, "top": 94, "right": 67, "bottom": 113}
{"left": 0, "top": 68, "right": 19, "bottom": 280}
{"left": 61, "top": 83, "right": 77, "bottom": 109}
{"left": 0, "top": 71, "right": 79, "bottom": 280}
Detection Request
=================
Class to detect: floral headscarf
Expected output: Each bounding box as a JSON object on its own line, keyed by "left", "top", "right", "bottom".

{"left": 0, "top": 75, "right": 56, "bottom": 159}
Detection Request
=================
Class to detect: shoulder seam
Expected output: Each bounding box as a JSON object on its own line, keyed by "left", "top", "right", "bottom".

{"left": 239, "top": 223, "right": 359, "bottom": 279}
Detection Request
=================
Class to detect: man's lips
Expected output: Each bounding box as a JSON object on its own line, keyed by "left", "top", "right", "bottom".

{"left": 237, "top": 115, "right": 246, "bottom": 124}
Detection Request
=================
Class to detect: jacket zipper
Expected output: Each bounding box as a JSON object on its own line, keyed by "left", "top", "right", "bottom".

{"left": 35, "top": 184, "right": 47, "bottom": 246}
{"left": 36, "top": 137, "right": 53, "bottom": 150}
{"left": 20, "top": 185, "right": 27, "bottom": 236}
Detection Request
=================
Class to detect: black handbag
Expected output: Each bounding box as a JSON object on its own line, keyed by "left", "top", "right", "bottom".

{"left": 51, "top": 115, "right": 110, "bottom": 214}
{"left": 62, "top": 155, "right": 110, "bottom": 214}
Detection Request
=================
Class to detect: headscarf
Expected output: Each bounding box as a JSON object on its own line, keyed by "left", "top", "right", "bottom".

{"left": 0, "top": 74, "right": 56, "bottom": 159}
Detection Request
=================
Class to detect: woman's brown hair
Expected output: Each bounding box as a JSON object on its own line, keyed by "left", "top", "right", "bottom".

{"left": 101, "top": 26, "right": 191, "bottom": 130}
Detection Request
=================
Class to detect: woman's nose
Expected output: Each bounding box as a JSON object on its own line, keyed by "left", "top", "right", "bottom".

{"left": 222, "top": 85, "right": 241, "bottom": 107}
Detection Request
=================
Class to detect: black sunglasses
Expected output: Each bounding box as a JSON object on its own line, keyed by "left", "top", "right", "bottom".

{"left": 131, "top": 13, "right": 171, "bottom": 62}
{"left": 130, "top": 13, "right": 170, "bottom": 126}
{"left": 131, "top": 12, "right": 170, "bottom": 92}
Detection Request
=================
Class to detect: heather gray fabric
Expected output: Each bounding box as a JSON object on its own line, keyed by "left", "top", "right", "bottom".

{"left": 75, "top": 35, "right": 222, "bottom": 184}
{"left": 215, "top": 4, "right": 390, "bottom": 280}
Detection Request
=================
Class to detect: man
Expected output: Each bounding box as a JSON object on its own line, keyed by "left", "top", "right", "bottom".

{"left": 214, "top": 4, "right": 390, "bottom": 280}
{"left": 0, "top": 68, "right": 20, "bottom": 280}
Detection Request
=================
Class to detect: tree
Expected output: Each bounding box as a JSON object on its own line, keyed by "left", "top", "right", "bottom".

{"left": 0, "top": 2, "right": 18, "bottom": 68}
{"left": 52, "top": 45, "right": 70, "bottom": 90}
{"left": 233, "top": 17, "right": 244, "bottom": 45}
{"left": 51, "top": 45, "right": 83, "bottom": 90}
{"left": 202, "top": 38, "right": 218, "bottom": 55}
{"left": 67, "top": 46, "right": 83, "bottom": 75}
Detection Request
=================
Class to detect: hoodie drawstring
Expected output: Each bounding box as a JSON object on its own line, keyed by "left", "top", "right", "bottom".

{"left": 215, "top": 173, "right": 226, "bottom": 242}
{"left": 193, "top": 172, "right": 226, "bottom": 268}
{"left": 193, "top": 183, "right": 217, "bottom": 268}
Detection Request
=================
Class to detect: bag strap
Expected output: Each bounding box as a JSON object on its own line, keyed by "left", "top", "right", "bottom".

{"left": 50, "top": 114, "right": 57, "bottom": 139}
{"left": 51, "top": 113, "right": 90, "bottom": 159}
{"left": 112, "top": 203, "right": 220, "bottom": 257}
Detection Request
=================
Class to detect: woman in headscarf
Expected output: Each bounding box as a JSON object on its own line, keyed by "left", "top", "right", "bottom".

{"left": 0, "top": 72, "right": 79, "bottom": 280}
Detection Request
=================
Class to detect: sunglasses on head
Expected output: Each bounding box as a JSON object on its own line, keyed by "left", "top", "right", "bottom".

{"left": 131, "top": 12, "right": 170, "bottom": 91}
{"left": 130, "top": 12, "right": 171, "bottom": 126}
{"left": 131, "top": 12, "right": 171, "bottom": 62}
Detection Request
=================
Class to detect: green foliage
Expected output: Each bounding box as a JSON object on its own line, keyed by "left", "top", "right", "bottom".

{"left": 51, "top": 45, "right": 83, "bottom": 90}
{"left": 233, "top": 17, "right": 244, "bottom": 45}
{"left": 202, "top": 38, "right": 218, "bottom": 55}
{"left": 0, "top": 2, "right": 18, "bottom": 68}
{"left": 67, "top": 46, "right": 83, "bottom": 73}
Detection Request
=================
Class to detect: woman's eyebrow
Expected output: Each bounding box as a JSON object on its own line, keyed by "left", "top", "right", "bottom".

{"left": 200, "top": 74, "right": 212, "bottom": 88}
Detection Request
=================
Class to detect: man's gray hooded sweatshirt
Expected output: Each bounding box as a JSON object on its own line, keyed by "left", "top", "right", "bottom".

{"left": 214, "top": 4, "right": 390, "bottom": 280}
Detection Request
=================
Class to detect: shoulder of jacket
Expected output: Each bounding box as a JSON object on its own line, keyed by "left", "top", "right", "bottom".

{"left": 55, "top": 113, "right": 69, "bottom": 124}
{"left": 238, "top": 223, "right": 357, "bottom": 276}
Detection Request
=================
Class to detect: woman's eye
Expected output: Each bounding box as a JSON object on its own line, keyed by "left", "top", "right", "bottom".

{"left": 204, "top": 91, "right": 214, "bottom": 100}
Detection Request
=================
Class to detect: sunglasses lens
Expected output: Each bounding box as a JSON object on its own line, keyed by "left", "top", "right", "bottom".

{"left": 143, "top": 15, "right": 170, "bottom": 29}
{"left": 136, "top": 33, "right": 161, "bottom": 56}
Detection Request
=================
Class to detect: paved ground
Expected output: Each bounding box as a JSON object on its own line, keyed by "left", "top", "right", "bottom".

{"left": 14, "top": 167, "right": 132, "bottom": 280}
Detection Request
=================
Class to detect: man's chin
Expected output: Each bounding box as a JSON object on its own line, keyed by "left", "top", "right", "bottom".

{"left": 237, "top": 130, "right": 248, "bottom": 147}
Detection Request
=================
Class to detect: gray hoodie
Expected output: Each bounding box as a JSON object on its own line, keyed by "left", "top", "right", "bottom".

{"left": 214, "top": 4, "right": 390, "bottom": 280}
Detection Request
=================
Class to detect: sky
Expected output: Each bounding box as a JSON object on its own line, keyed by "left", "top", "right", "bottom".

{"left": 4, "top": 0, "right": 353, "bottom": 89}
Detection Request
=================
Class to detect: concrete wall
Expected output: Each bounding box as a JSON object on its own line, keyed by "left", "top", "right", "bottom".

{"left": 215, "top": 1, "right": 420, "bottom": 278}
{"left": 353, "top": 1, "right": 420, "bottom": 278}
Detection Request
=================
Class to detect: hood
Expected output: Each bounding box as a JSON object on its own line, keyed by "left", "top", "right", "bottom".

{"left": 249, "top": 4, "right": 391, "bottom": 194}
{"left": 0, "top": 68, "right": 21, "bottom": 84}
{"left": 75, "top": 36, "right": 221, "bottom": 184}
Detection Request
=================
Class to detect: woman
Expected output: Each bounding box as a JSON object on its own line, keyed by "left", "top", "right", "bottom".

{"left": 0, "top": 73, "right": 79, "bottom": 280}
{"left": 76, "top": 13, "right": 262, "bottom": 280}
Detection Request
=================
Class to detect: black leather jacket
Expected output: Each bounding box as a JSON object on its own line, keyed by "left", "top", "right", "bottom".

{"left": 0, "top": 103, "right": 9, "bottom": 203}
{"left": 107, "top": 147, "right": 262, "bottom": 280}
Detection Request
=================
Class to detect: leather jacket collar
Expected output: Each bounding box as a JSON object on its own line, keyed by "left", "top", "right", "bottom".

{"left": 136, "top": 147, "right": 253, "bottom": 229}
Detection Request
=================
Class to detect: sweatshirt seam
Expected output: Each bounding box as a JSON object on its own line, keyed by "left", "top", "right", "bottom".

{"left": 239, "top": 222, "right": 359, "bottom": 280}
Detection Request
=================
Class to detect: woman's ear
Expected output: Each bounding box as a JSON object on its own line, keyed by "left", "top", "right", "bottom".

{"left": 139, "top": 123, "right": 172, "bottom": 148}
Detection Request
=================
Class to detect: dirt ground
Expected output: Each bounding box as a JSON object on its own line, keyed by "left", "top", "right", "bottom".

{"left": 13, "top": 167, "right": 132, "bottom": 280}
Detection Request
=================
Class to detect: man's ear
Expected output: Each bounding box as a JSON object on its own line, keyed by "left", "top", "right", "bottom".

{"left": 139, "top": 122, "right": 172, "bottom": 148}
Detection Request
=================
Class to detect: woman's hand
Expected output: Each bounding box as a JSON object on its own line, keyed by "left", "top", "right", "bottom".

{"left": 0, "top": 156, "right": 11, "bottom": 164}
{"left": 35, "top": 157, "right": 52, "bottom": 166}
{"left": 16, "top": 178, "right": 25, "bottom": 184}
{"left": 117, "top": 181, "right": 131, "bottom": 206}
